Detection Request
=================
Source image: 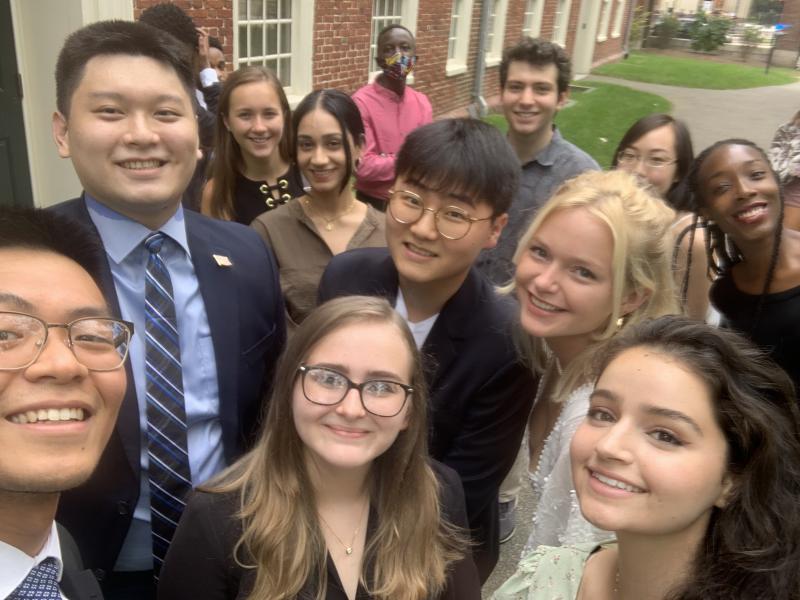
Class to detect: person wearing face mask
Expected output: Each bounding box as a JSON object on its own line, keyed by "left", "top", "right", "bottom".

{"left": 352, "top": 24, "right": 433, "bottom": 211}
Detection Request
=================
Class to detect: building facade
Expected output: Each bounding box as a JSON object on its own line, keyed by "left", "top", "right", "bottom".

{"left": 8, "top": 0, "right": 634, "bottom": 207}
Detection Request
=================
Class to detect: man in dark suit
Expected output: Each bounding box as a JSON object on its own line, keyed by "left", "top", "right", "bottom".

{"left": 49, "top": 21, "right": 286, "bottom": 599}
{"left": 319, "top": 119, "right": 537, "bottom": 582}
{"left": 0, "top": 208, "right": 128, "bottom": 600}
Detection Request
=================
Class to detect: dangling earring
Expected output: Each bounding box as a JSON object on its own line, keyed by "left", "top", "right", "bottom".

{"left": 616, "top": 316, "right": 625, "bottom": 329}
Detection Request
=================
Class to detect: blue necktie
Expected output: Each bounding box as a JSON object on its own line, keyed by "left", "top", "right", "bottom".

{"left": 8, "top": 558, "right": 61, "bottom": 599}
{"left": 144, "top": 232, "right": 192, "bottom": 578}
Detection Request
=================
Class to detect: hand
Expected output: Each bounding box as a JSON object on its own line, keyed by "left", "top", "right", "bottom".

{"left": 197, "top": 27, "right": 210, "bottom": 68}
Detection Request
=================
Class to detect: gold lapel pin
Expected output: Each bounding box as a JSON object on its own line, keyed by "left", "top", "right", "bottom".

{"left": 213, "top": 254, "right": 233, "bottom": 267}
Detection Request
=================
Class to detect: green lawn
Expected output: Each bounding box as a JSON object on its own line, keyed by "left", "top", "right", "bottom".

{"left": 592, "top": 51, "right": 798, "bottom": 89}
{"left": 485, "top": 81, "right": 671, "bottom": 168}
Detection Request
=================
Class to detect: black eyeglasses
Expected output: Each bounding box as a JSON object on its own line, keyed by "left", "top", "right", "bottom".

{"left": 297, "top": 365, "right": 413, "bottom": 417}
{"left": 0, "top": 311, "right": 134, "bottom": 371}
{"left": 387, "top": 189, "right": 492, "bottom": 240}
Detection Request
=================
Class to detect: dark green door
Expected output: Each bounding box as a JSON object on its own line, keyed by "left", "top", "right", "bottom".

{"left": 0, "top": 0, "right": 33, "bottom": 208}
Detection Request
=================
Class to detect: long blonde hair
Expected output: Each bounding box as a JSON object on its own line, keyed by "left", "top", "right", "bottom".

{"left": 507, "top": 169, "right": 680, "bottom": 399}
{"left": 203, "top": 296, "right": 466, "bottom": 600}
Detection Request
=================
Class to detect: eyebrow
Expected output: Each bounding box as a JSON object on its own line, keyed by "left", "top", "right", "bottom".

{"left": 530, "top": 236, "right": 606, "bottom": 270}
{"left": 88, "top": 91, "right": 188, "bottom": 105}
{"left": 313, "top": 362, "right": 406, "bottom": 382}
{"left": 705, "top": 159, "right": 767, "bottom": 181}
{"left": 591, "top": 388, "right": 703, "bottom": 436}
{"left": 405, "top": 178, "right": 478, "bottom": 207}
{"left": 0, "top": 293, "right": 111, "bottom": 320}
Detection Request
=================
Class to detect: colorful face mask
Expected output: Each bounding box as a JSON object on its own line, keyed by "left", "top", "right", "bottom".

{"left": 382, "top": 52, "right": 416, "bottom": 81}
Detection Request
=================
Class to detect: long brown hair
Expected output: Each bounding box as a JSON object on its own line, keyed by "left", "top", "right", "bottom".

{"left": 206, "top": 66, "right": 292, "bottom": 220}
{"left": 204, "top": 296, "right": 466, "bottom": 600}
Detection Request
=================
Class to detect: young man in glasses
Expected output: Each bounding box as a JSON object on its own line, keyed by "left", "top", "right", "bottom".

{"left": 49, "top": 20, "right": 286, "bottom": 598}
{"left": 0, "top": 208, "right": 128, "bottom": 600}
{"left": 319, "top": 118, "right": 536, "bottom": 582}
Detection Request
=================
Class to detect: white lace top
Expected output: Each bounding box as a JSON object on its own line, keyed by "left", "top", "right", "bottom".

{"left": 524, "top": 379, "right": 612, "bottom": 554}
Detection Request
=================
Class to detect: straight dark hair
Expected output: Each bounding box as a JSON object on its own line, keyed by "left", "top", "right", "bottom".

{"left": 611, "top": 113, "right": 694, "bottom": 211}
{"left": 499, "top": 37, "right": 571, "bottom": 95}
{"left": 55, "top": 20, "right": 196, "bottom": 117}
{"left": 596, "top": 315, "right": 800, "bottom": 600}
{"left": 395, "top": 118, "right": 519, "bottom": 216}
{"left": 293, "top": 89, "right": 364, "bottom": 194}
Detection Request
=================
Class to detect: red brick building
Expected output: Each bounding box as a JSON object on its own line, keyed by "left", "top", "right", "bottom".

{"left": 775, "top": 0, "right": 800, "bottom": 67}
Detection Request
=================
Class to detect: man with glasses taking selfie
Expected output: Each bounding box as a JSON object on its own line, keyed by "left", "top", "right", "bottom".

{"left": 319, "top": 119, "right": 536, "bottom": 582}
{"left": 0, "top": 208, "right": 129, "bottom": 600}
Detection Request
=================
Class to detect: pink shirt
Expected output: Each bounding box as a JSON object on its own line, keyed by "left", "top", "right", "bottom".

{"left": 352, "top": 81, "right": 433, "bottom": 200}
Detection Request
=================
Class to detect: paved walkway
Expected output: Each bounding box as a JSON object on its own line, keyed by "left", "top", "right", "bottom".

{"left": 582, "top": 74, "right": 800, "bottom": 153}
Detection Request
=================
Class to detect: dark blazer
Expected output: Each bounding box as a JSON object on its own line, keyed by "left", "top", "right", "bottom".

{"left": 157, "top": 461, "right": 481, "bottom": 600}
{"left": 51, "top": 197, "right": 287, "bottom": 577}
{"left": 318, "top": 248, "right": 536, "bottom": 582}
{"left": 58, "top": 524, "right": 104, "bottom": 600}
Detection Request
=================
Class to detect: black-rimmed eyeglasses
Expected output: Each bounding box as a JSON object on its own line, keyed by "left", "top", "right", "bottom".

{"left": 0, "top": 311, "right": 133, "bottom": 371}
{"left": 387, "top": 189, "right": 492, "bottom": 240}
{"left": 297, "top": 365, "right": 413, "bottom": 417}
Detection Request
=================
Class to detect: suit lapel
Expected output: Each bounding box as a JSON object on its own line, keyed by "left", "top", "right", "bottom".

{"left": 58, "top": 524, "right": 104, "bottom": 600}
{"left": 184, "top": 212, "right": 240, "bottom": 459}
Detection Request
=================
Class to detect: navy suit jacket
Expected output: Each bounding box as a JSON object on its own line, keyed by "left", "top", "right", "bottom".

{"left": 318, "top": 248, "right": 536, "bottom": 582}
{"left": 50, "top": 197, "right": 287, "bottom": 577}
{"left": 58, "top": 524, "right": 104, "bottom": 600}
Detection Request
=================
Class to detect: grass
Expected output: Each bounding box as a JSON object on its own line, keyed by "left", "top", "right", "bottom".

{"left": 592, "top": 51, "right": 798, "bottom": 89}
{"left": 485, "top": 81, "right": 671, "bottom": 168}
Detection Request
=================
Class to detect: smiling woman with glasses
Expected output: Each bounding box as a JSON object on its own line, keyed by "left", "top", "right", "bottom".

{"left": 159, "top": 295, "right": 480, "bottom": 600}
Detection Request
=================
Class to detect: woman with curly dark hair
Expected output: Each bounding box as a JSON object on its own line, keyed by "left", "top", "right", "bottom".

{"left": 495, "top": 315, "right": 800, "bottom": 599}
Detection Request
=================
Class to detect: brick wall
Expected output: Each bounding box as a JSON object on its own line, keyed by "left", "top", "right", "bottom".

{"left": 776, "top": 0, "right": 800, "bottom": 53}
{"left": 311, "top": 1, "right": 372, "bottom": 93}
{"left": 134, "top": 0, "right": 234, "bottom": 65}
{"left": 592, "top": 2, "right": 631, "bottom": 66}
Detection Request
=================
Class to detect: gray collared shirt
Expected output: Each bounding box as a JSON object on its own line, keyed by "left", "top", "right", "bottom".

{"left": 477, "top": 127, "right": 599, "bottom": 286}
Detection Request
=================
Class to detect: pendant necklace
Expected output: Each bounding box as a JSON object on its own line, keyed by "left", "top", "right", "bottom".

{"left": 318, "top": 498, "right": 369, "bottom": 556}
{"left": 303, "top": 196, "right": 355, "bottom": 231}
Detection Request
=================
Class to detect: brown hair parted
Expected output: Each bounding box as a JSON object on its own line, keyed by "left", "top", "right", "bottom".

{"left": 499, "top": 37, "right": 572, "bottom": 95}
{"left": 506, "top": 169, "right": 680, "bottom": 399}
{"left": 595, "top": 315, "right": 800, "bottom": 600}
{"left": 55, "top": 20, "right": 196, "bottom": 118}
{"left": 206, "top": 66, "right": 293, "bottom": 221}
{"left": 203, "top": 296, "right": 466, "bottom": 600}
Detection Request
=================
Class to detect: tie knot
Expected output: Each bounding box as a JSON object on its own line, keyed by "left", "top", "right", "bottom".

{"left": 144, "top": 232, "right": 166, "bottom": 254}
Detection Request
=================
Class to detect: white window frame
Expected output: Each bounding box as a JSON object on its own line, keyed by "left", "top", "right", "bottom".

{"left": 485, "top": 0, "right": 508, "bottom": 68}
{"left": 522, "top": 0, "right": 545, "bottom": 38}
{"left": 597, "top": 0, "right": 612, "bottom": 42}
{"left": 447, "top": 0, "right": 474, "bottom": 76}
{"left": 233, "top": 0, "right": 314, "bottom": 107}
{"left": 368, "top": 0, "right": 420, "bottom": 82}
{"left": 611, "top": 0, "right": 626, "bottom": 38}
{"left": 551, "top": 0, "right": 572, "bottom": 47}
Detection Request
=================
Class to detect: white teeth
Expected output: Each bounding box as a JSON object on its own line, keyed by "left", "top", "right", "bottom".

{"left": 736, "top": 205, "right": 766, "bottom": 220}
{"left": 593, "top": 472, "right": 644, "bottom": 493}
{"left": 406, "top": 243, "right": 435, "bottom": 257}
{"left": 530, "top": 295, "right": 562, "bottom": 312}
{"left": 9, "top": 407, "right": 87, "bottom": 424}
{"left": 122, "top": 160, "right": 161, "bottom": 169}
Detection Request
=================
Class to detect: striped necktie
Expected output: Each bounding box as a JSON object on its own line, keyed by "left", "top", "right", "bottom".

{"left": 8, "top": 558, "right": 62, "bottom": 599}
{"left": 144, "top": 232, "right": 192, "bottom": 578}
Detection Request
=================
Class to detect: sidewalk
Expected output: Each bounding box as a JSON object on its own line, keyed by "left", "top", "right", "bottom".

{"left": 582, "top": 74, "right": 800, "bottom": 152}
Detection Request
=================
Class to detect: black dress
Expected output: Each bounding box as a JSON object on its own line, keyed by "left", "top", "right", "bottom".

{"left": 711, "top": 271, "right": 800, "bottom": 395}
{"left": 157, "top": 461, "right": 481, "bottom": 600}
{"left": 232, "top": 166, "right": 305, "bottom": 225}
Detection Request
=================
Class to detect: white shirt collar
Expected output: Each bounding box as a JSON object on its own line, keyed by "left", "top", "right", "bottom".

{"left": 0, "top": 521, "right": 64, "bottom": 598}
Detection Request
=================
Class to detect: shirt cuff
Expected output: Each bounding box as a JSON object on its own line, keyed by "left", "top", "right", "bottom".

{"left": 199, "top": 68, "right": 219, "bottom": 88}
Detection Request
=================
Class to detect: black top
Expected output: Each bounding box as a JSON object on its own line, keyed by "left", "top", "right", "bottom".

{"left": 711, "top": 271, "right": 800, "bottom": 395}
{"left": 232, "top": 167, "right": 305, "bottom": 225}
{"left": 157, "top": 461, "right": 481, "bottom": 600}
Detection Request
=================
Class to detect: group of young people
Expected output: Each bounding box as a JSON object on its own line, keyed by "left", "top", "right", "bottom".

{"left": 2, "top": 4, "right": 800, "bottom": 600}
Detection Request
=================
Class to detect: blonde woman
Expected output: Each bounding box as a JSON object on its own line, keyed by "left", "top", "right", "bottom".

{"left": 158, "top": 296, "right": 479, "bottom": 600}
{"left": 510, "top": 170, "right": 679, "bottom": 552}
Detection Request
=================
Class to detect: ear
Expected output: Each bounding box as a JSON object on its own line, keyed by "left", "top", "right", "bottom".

{"left": 620, "top": 287, "right": 650, "bottom": 317}
{"left": 483, "top": 212, "right": 509, "bottom": 249}
{"left": 52, "top": 111, "right": 71, "bottom": 158}
{"left": 556, "top": 90, "right": 569, "bottom": 111}
{"left": 222, "top": 113, "right": 231, "bottom": 131}
{"left": 714, "top": 473, "right": 735, "bottom": 509}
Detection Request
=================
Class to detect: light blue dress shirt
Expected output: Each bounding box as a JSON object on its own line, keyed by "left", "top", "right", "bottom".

{"left": 86, "top": 197, "right": 225, "bottom": 572}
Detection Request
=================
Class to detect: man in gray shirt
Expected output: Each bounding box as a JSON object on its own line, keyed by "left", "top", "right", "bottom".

{"left": 478, "top": 38, "right": 598, "bottom": 287}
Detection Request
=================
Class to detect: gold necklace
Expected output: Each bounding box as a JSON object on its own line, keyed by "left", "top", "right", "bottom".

{"left": 303, "top": 196, "right": 355, "bottom": 231}
{"left": 318, "top": 499, "right": 369, "bottom": 556}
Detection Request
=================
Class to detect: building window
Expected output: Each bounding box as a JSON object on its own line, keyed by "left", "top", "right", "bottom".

{"left": 597, "top": 0, "right": 612, "bottom": 42}
{"left": 447, "top": 0, "right": 473, "bottom": 75}
{"left": 551, "top": 0, "right": 572, "bottom": 47}
{"left": 522, "top": 0, "right": 544, "bottom": 38}
{"left": 234, "top": 0, "right": 313, "bottom": 102}
{"left": 611, "top": 0, "right": 626, "bottom": 38}
{"left": 369, "top": 0, "right": 420, "bottom": 79}
{"left": 485, "top": 0, "right": 508, "bottom": 67}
